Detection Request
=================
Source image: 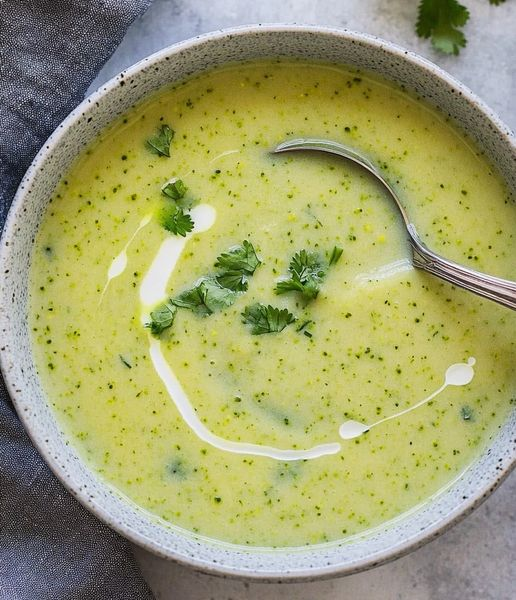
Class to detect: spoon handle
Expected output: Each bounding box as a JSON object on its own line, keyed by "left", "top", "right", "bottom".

{"left": 407, "top": 225, "right": 516, "bottom": 310}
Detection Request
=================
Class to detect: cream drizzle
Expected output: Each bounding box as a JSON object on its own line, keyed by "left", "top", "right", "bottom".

{"left": 136, "top": 204, "right": 477, "bottom": 459}
{"left": 208, "top": 149, "right": 240, "bottom": 165}
{"left": 99, "top": 213, "right": 152, "bottom": 303}
{"left": 139, "top": 204, "right": 216, "bottom": 318}
{"left": 339, "top": 357, "right": 477, "bottom": 440}
{"left": 150, "top": 337, "right": 341, "bottom": 461}
{"left": 138, "top": 202, "right": 340, "bottom": 461}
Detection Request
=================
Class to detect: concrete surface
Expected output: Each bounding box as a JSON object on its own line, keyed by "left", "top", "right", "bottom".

{"left": 92, "top": 1, "right": 516, "bottom": 598}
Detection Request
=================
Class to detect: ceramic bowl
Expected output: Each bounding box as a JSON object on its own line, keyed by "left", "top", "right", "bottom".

{"left": 1, "top": 25, "right": 515, "bottom": 580}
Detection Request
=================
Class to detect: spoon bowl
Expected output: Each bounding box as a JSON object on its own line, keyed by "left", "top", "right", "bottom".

{"left": 273, "top": 138, "right": 516, "bottom": 310}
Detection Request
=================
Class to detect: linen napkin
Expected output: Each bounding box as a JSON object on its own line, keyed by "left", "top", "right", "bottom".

{"left": 0, "top": 1, "right": 156, "bottom": 598}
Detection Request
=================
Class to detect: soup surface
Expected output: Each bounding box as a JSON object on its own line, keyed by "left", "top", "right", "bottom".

{"left": 30, "top": 61, "right": 515, "bottom": 547}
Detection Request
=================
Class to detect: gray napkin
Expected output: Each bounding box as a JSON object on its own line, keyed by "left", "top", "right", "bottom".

{"left": 0, "top": 1, "right": 156, "bottom": 598}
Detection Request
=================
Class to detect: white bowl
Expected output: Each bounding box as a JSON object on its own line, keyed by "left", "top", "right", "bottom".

{"left": 1, "top": 25, "right": 515, "bottom": 580}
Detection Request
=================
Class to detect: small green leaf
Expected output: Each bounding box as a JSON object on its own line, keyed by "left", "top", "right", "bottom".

{"left": 416, "top": 0, "right": 470, "bottom": 55}
{"left": 160, "top": 205, "right": 194, "bottom": 237}
{"left": 173, "top": 277, "right": 238, "bottom": 316}
{"left": 146, "top": 301, "right": 177, "bottom": 335}
{"left": 276, "top": 277, "right": 319, "bottom": 299}
{"left": 146, "top": 124, "right": 174, "bottom": 157}
{"left": 216, "top": 271, "right": 248, "bottom": 292}
{"left": 242, "top": 303, "right": 295, "bottom": 335}
{"left": 162, "top": 178, "right": 188, "bottom": 201}
{"left": 214, "top": 240, "right": 261, "bottom": 275}
{"left": 276, "top": 247, "right": 342, "bottom": 300}
{"left": 275, "top": 249, "right": 326, "bottom": 300}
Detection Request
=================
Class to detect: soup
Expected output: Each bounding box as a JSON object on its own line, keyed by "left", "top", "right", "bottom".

{"left": 29, "top": 61, "right": 516, "bottom": 547}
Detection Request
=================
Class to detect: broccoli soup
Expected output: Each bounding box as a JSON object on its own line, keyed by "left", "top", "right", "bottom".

{"left": 29, "top": 61, "right": 516, "bottom": 547}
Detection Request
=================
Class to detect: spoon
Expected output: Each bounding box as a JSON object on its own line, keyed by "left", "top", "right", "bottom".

{"left": 272, "top": 138, "right": 516, "bottom": 310}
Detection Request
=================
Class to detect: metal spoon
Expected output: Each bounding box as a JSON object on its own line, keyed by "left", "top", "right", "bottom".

{"left": 272, "top": 138, "right": 516, "bottom": 310}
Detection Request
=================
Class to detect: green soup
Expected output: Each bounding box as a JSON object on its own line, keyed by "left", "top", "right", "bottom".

{"left": 29, "top": 61, "right": 516, "bottom": 547}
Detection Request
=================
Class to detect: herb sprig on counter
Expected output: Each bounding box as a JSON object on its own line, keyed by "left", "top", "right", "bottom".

{"left": 146, "top": 124, "right": 174, "bottom": 157}
{"left": 241, "top": 304, "right": 296, "bottom": 335}
{"left": 415, "top": 0, "right": 505, "bottom": 55}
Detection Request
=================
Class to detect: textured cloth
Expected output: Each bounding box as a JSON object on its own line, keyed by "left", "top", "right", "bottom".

{"left": 0, "top": 1, "right": 155, "bottom": 598}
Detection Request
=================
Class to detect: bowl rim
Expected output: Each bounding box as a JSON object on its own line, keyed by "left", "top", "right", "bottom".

{"left": 1, "top": 23, "right": 515, "bottom": 581}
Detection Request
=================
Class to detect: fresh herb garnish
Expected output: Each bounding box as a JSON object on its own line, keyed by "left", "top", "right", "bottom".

{"left": 216, "top": 271, "right": 249, "bottom": 292}
{"left": 215, "top": 240, "right": 261, "bottom": 275}
{"left": 414, "top": 1, "right": 505, "bottom": 56}
{"left": 146, "top": 124, "right": 174, "bottom": 157}
{"left": 144, "top": 241, "right": 260, "bottom": 337}
{"left": 416, "top": 0, "right": 470, "bottom": 55}
{"left": 328, "top": 246, "right": 343, "bottom": 266}
{"left": 160, "top": 205, "right": 194, "bottom": 237}
{"left": 242, "top": 303, "right": 296, "bottom": 335}
{"left": 213, "top": 240, "right": 261, "bottom": 292}
{"left": 146, "top": 301, "right": 177, "bottom": 335}
{"left": 173, "top": 277, "right": 238, "bottom": 316}
{"left": 276, "top": 247, "right": 342, "bottom": 300}
{"left": 460, "top": 405, "right": 475, "bottom": 421}
{"left": 275, "top": 250, "right": 327, "bottom": 300}
{"left": 162, "top": 178, "right": 188, "bottom": 201}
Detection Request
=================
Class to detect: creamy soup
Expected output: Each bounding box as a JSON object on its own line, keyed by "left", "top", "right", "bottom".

{"left": 29, "top": 61, "right": 516, "bottom": 547}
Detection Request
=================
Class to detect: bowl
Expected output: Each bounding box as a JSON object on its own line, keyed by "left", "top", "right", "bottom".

{"left": 1, "top": 25, "right": 515, "bottom": 580}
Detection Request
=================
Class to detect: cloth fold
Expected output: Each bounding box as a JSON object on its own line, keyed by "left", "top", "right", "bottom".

{"left": 0, "top": 1, "right": 156, "bottom": 598}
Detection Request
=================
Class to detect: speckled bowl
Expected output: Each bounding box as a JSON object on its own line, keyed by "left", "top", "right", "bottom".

{"left": 1, "top": 25, "right": 515, "bottom": 581}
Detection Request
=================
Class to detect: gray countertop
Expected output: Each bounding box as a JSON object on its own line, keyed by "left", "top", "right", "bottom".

{"left": 92, "top": 1, "right": 516, "bottom": 598}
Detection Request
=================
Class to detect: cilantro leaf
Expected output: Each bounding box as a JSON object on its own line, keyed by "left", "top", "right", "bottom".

{"left": 146, "top": 124, "right": 174, "bottom": 157}
{"left": 213, "top": 241, "right": 261, "bottom": 291}
{"left": 160, "top": 205, "right": 194, "bottom": 237}
{"left": 275, "top": 277, "right": 314, "bottom": 296}
{"left": 173, "top": 277, "right": 238, "bottom": 316}
{"left": 275, "top": 250, "right": 326, "bottom": 300}
{"left": 146, "top": 301, "right": 177, "bottom": 335}
{"left": 416, "top": 0, "right": 470, "bottom": 55}
{"left": 214, "top": 240, "right": 261, "bottom": 275}
{"left": 162, "top": 178, "right": 188, "bottom": 201}
{"left": 242, "top": 303, "right": 296, "bottom": 335}
{"left": 216, "top": 270, "right": 248, "bottom": 292}
{"left": 489, "top": 0, "right": 505, "bottom": 5}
